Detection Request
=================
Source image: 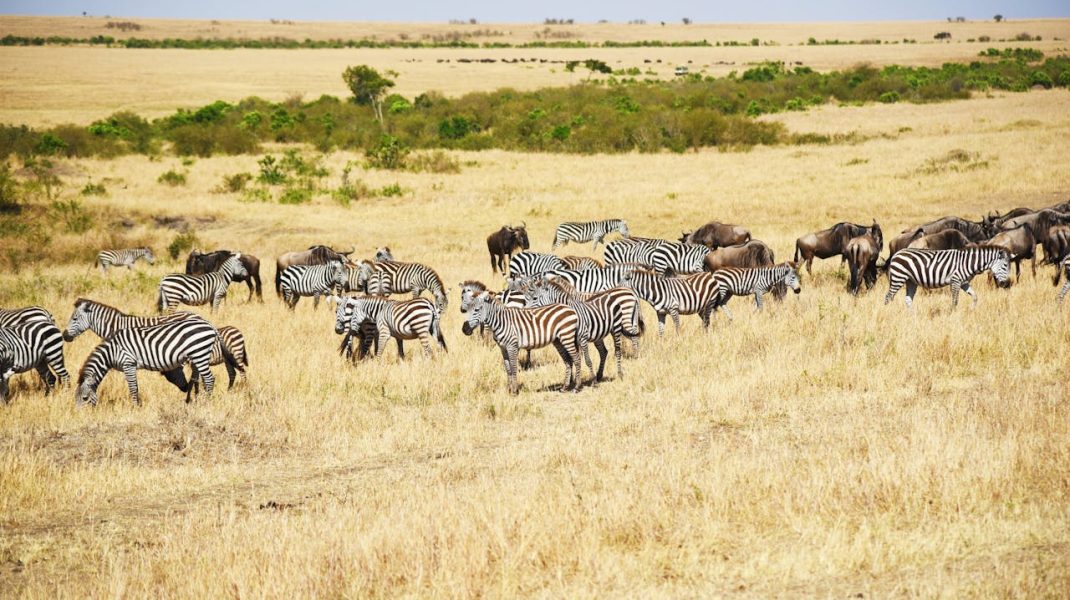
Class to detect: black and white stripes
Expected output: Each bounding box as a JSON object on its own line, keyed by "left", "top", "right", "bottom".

{"left": 507, "top": 252, "right": 568, "bottom": 280}
{"left": 158, "top": 253, "right": 249, "bottom": 313}
{"left": 95, "top": 247, "right": 155, "bottom": 274}
{"left": 885, "top": 247, "right": 1010, "bottom": 308}
{"left": 279, "top": 260, "right": 348, "bottom": 310}
{"left": 0, "top": 320, "right": 69, "bottom": 403}
{"left": 552, "top": 219, "right": 630, "bottom": 250}
{"left": 603, "top": 238, "right": 709, "bottom": 275}
{"left": 626, "top": 271, "right": 721, "bottom": 334}
{"left": 334, "top": 295, "right": 446, "bottom": 359}
{"left": 710, "top": 263, "right": 802, "bottom": 319}
{"left": 363, "top": 260, "right": 448, "bottom": 311}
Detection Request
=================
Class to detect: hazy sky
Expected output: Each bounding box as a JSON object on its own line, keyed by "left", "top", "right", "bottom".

{"left": 2, "top": 1, "right": 1066, "bottom": 22}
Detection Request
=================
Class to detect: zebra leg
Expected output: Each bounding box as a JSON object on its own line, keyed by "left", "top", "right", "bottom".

{"left": 754, "top": 292, "right": 764, "bottom": 312}
{"left": 418, "top": 331, "right": 434, "bottom": 357}
{"left": 904, "top": 281, "right": 917, "bottom": 309}
{"left": 950, "top": 282, "right": 961, "bottom": 309}
{"left": 670, "top": 307, "right": 681, "bottom": 333}
{"left": 193, "top": 355, "right": 215, "bottom": 397}
{"left": 611, "top": 332, "right": 624, "bottom": 379}
{"left": 552, "top": 340, "right": 577, "bottom": 392}
{"left": 224, "top": 360, "right": 237, "bottom": 389}
{"left": 36, "top": 362, "right": 57, "bottom": 392}
{"left": 593, "top": 338, "right": 609, "bottom": 382}
{"left": 506, "top": 344, "right": 520, "bottom": 394}
{"left": 1059, "top": 279, "right": 1070, "bottom": 302}
{"left": 884, "top": 277, "right": 902, "bottom": 305}
{"left": 313, "top": 294, "right": 321, "bottom": 310}
{"left": 656, "top": 312, "right": 667, "bottom": 336}
{"left": 122, "top": 363, "right": 140, "bottom": 406}
{"left": 962, "top": 281, "right": 978, "bottom": 305}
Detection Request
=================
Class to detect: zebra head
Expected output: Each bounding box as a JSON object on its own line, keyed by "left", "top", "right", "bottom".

{"left": 461, "top": 291, "right": 493, "bottom": 335}
{"left": 782, "top": 263, "right": 802, "bottom": 294}
{"left": 375, "top": 247, "right": 394, "bottom": 261}
{"left": 356, "top": 262, "right": 374, "bottom": 290}
{"left": 142, "top": 248, "right": 156, "bottom": 264}
{"left": 520, "top": 279, "right": 547, "bottom": 307}
{"left": 221, "top": 254, "right": 249, "bottom": 280}
{"left": 328, "top": 260, "right": 348, "bottom": 289}
{"left": 618, "top": 220, "right": 630, "bottom": 237}
{"left": 988, "top": 249, "right": 1011, "bottom": 285}
{"left": 334, "top": 297, "right": 356, "bottom": 334}
{"left": 459, "top": 281, "right": 488, "bottom": 313}
{"left": 75, "top": 351, "right": 106, "bottom": 406}
{"left": 347, "top": 301, "right": 371, "bottom": 332}
{"left": 63, "top": 300, "right": 93, "bottom": 342}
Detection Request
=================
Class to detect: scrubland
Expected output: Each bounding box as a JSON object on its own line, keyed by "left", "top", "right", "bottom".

{"left": 1, "top": 18, "right": 1070, "bottom": 596}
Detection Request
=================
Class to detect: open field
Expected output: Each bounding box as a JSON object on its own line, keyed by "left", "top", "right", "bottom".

{"left": 1, "top": 84, "right": 1070, "bottom": 596}
{"left": 2, "top": 17, "right": 1069, "bottom": 126}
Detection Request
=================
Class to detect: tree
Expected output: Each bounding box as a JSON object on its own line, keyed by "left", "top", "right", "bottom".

{"left": 682, "top": 17, "right": 692, "bottom": 25}
{"left": 994, "top": 14, "right": 1004, "bottom": 22}
{"left": 582, "top": 59, "right": 612, "bottom": 80}
{"left": 342, "top": 65, "right": 395, "bottom": 124}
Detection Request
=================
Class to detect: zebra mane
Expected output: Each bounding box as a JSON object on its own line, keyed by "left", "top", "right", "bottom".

{"left": 73, "top": 297, "right": 127, "bottom": 315}
{"left": 460, "top": 279, "right": 488, "bottom": 292}
{"left": 77, "top": 342, "right": 109, "bottom": 384}
{"left": 542, "top": 278, "right": 584, "bottom": 301}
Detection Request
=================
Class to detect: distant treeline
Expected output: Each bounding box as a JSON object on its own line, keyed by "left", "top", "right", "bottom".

{"left": 2, "top": 52, "right": 1067, "bottom": 158}
{"left": 0, "top": 34, "right": 717, "bottom": 49}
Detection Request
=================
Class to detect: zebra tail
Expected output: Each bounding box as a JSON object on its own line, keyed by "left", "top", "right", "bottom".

{"left": 625, "top": 311, "right": 645, "bottom": 338}
{"left": 433, "top": 310, "right": 448, "bottom": 352}
{"left": 156, "top": 286, "right": 165, "bottom": 313}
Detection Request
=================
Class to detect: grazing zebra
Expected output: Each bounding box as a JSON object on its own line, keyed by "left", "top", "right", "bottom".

{"left": 364, "top": 260, "right": 448, "bottom": 311}
{"left": 885, "top": 247, "right": 1010, "bottom": 309}
{"left": 95, "top": 247, "right": 155, "bottom": 274}
{"left": 627, "top": 271, "right": 721, "bottom": 334}
{"left": 75, "top": 318, "right": 218, "bottom": 405}
{"left": 560, "top": 256, "right": 602, "bottom": 270}
{"left": 709, "top": 263, "right": 802, "bottom": 320}
{"left": 1058, "top": 255, "right": 1070, "bottom": 302}
{"left": 523, "top": 278, "right": 642, "bottom": 382}
{"left": 507, "top": 252, "right": 568, "bottom": 280}
{"left": 551, "top": 219, "right": 630, "bottom": 250}
{"left": 462, "top": 291, "right": 581, "bottom": 394}
{"left": 334, "top": 296, "right": 446, "bottom": 359}
{"left": 279, "top": 260, "right": 348, "bottom": 310}
{"left": 61, "top": 298, "right": 248, "bottom": 389}
{"left": 0, "top": 321, "right": 69, "bottom": 403}
{"left": 158, "top": 253, "right": 249, "bottom": 313}
{"left": 0, "top": 306, "right": 55, "bottom": 327}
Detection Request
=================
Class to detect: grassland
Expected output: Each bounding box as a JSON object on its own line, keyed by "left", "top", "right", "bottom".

{"left": 1, "top": 84, "right": 1069, "bottom": 595}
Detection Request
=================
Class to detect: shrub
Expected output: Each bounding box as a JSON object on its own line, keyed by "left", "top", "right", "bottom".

{"left": 157, "top": 169, "right": 187, "bottom": 186}
{"left": 278, "top": 184, "right": 314, "bottom": 204}
{"left": 0, "top": 163, "right": 20, "bottom": 213}
{"left": 1058, "top": 71, "right": 1070, "bottom": 87}
{"left": 80, "top": 182, "right": 107, "bottom": 196}
{"left": 878, "top": 91, "right": 901, "bottom": 103}
{"left": 1030, "top": 71, "right": 1053, "bottom": 88}
{"left": 50, "top": 199, "right": 92, "bottom": 233}
{"left": 784, "top": 97, "right": 806, "bottom": 111}
{"left": 379, "top": 183, "right": 403, "bottom": 197}
{"left": 35, "top": 133, "right": 68, "bottom": 156}
{"left": 439, "top": 115, "right": 478, "bottom": 140}
{"left": 332, "top": 181, "right": 370, "bottom": 206}
{"left": 257, "top": 155, "right": 287, "bottom": 184}
{"left": 167, "top": 230, "right": 198, "bottom": 260}
{"left": 218, "top": 172, "right": 252, "bottom": 193}
{"left": 365, "top": 135, "right": 409, "bottom": 170}
{"left": 407, "top": 150, "right": 461, "bottom": 173}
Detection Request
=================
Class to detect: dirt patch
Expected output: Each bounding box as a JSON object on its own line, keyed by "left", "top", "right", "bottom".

{"left": 152, "top": 215, "right": 217, "bottom": 231}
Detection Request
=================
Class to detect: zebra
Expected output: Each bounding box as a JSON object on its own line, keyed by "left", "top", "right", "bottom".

{"left": 0, "top": 306, "right": 55, "bottom": 327}
{"left": 885, "top": 247, "right": 1010, "bottom": 309}
{"left": 560, "top": 256, "right": 602, "bottom": 270}
{"left": 551, "top": 219, "right": 630, "bottom": 250}
{"left": 522, "top": 278, "right": 642, "bottom": 382}
{"left": 709, "top": 263, "right": 802, "bottom": 321}
{"left": 462, "top": 291, "right": 581, "bottom": 394}
{"left": 650, "top": 241, "right": 711, "bottom": 275}
{"left": 627, "top": 271, "right": 721, "bottom": 334}
{"left": 459, "top": 280, "right": 528, "bottom": 361}
{"left": 541, "top": 265, "right": 641, "bottom": 295}
{"left": 158, "top": 253, "right": 249, "bottom": 313}
{"left": 279, "top": 260, "right": 348, "bottom": 310}
{"left": 1059, "top": 255, "right": 1070, "bottom": 302}
{"left": 0, "top": 321, "right": 69, "bottom": 403}
{"left": 364, "top": 260, "right": 448, "bottom": 311}
{"left": 95, "top": 247, "right": 155, "bottom": 274}
{"left": 334, "top": 296, "right": 446, "bottom": 359}
{"left": 62, "top": 298, "right": 248, "bottom": 388}
{"left": 374, "top": 247, "right": 395, "bottom": 261}
{"left": 507, "top": 252, "right": 568, "bottom": 280}
{"left": 75, "top": 317, "right": 219, "bottom": 406}
{"left": 603, "top": 237, "right": 663, "bottom": 269}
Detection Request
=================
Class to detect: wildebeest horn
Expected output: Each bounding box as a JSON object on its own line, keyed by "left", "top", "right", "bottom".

{"left": 341, "top": 247, "right": 355, "bottom": 256}
{"left": 520, "top": 221, "right": 526, "bottom": 229}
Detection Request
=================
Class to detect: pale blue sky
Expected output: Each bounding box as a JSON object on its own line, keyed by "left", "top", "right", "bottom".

{"left": 1, "top": 1, "right": 1066, "bottom": 22}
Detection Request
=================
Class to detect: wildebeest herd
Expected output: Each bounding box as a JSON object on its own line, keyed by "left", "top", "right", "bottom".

{"left": 2, "top": 200, "right": 1069, "bottom": 403}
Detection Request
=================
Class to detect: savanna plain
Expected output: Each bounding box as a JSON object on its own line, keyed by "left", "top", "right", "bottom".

{"left": 1, "top": 16, "right": 1070, "bottom": 598}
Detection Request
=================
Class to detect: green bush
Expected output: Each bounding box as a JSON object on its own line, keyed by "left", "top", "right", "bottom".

{"left": 878, "top": 91, "right": 901, "bottom": 103}
{"left": 80, "top": 182, "right": 107, "bottom": 196}
{"left": 379, "top": 183, "right": 404, "bottom": 197}
{"left": 1030, "top": 71, "right": 1053, "bottom": 88}
{"left": 365, "top": 135, "right": 409, "bottom": 170}
{"left": 218, "top": 172, "right": 252, "bottom": 193}
{"left": 1058, "top": 71, "right": 1070, "bottom": 87}
{"left": 278, "top": 184, "right": 314, "bottom": 204}
{"left": 0, "top": 163, "right": 20, "bottom": 213}
{"left": 407, "top": 150, "right": 461, "bottom": 173}
{"left": 50, "top": 199, "right": 92, "bottom": 233}
{"left": 167, "top": 230, "right": 198, "bottom": 260}
{"left": 257, "top": 155, "right": 286, "bottom": 184}
{"left": 157, "top": 169, "right": 187, "bottom": 186}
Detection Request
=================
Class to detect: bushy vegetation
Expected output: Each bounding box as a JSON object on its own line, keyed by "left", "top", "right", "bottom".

{"left": 2, "top": 53, "right": 1068, "bottom": 159}
{"left": 157, "top": 169, "right": 187, "bottom": 186}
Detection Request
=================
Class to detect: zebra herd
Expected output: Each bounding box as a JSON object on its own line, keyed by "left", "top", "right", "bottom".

{"left": 1, "top": 205, "right": 1068, "bottom": 402}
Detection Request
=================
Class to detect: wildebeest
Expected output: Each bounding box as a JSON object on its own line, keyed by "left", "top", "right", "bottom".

{"left": 703, "top": 240, "right": 776, "bottom": 272}
{"left": 909, "top": 216, "right": 994, "bottom": 242}
{"left": 1043, "top": 225, "right": 1070, "bottom": 278}
{"left": 907, "top": 229, "right": 973, "bottom": 251}
{"left": 983, "top": 224, "right": 1037, "bottom": 282}
{"left": 186, "top": 249, "right": 263, "bottom": 302}
{"left": 1002, "top": 209, "right": 1070, "bottom": 263}
{"left": 274, "top": 245, "right": 354, "bottom": 296}
{"left": 845, "top": 230, "right": 884, "bottom": 295}
{"left": 984, "top": 207, "right": 1034, "bottom": 229}
{"left": 793, "top": 221, "right": 872, "bottom": 275}
{"left": 486, "top": 224, "right": 530, "bottom": 275}
{"left": 680, "top": 222, "right": 751, "bottom": 249}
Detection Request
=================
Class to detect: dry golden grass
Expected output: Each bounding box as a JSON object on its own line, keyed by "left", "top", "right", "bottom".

{"left": 2, "top": 17, "right": 1069, "bottom": 126}
{"left": 1, "top": 89, "right": 1069, "bottom": 596}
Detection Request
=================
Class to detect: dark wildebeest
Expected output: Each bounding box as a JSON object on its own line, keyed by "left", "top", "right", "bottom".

{"left": 274, "top": 245, "right": 354, "bottom": 296}
{"left": 983, "top": 224, "right": 1037, "bottom": 282}
{"left": 985, "top": 207, "right": 1034, "bottom": 230}
{"left": 1003, "top": 209, "right": 1070, "bottom": 263}
{"left": 907, "top": 229, "right": 973, "bottom": 251}
{"left": 887, "top": 216, "right": 995, "bottom": 263}
{"left": 486, "top": 224, "right": 530, "bottom": 275}
{"left": 793, "top": 221, "right": 871, "bottom": 275}
{"left": 1043, "top": 225, "right": 1070, "bottom": 281}
{"left": 843, "top": 224, "right": 883, "bottom": 295}
{"left": 680, "top": 222, "right": 751, "bottom": 249}
{"left": 186, "top": 249, "right": 263, "bottom": 303}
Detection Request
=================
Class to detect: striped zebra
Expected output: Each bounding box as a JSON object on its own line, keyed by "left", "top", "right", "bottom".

{"left": 62, "top": 298, "right": 248, "bottom": 388}
{"left": 459, "top": 280, "right": 529, "bottom": 363}
{"left": 75, "top": 317, "right": 218, "bottom": 405}
{"left": 334, "top": 296, "right": 446, "bottom": 359}
{"left": 627, "top": 271, "right": 721, "bottom": 334}
{"left": 0, "top": 306, "right": 55, "bottom": 327}
{"left": 551, "top": 219, "right": 630, "bottom": 250}
{"left": 507, "top": 252, "right": 568, "bottom": 280}
{"left": 95, "top": 247, "right": 155, "bottom": 274}
{"left": 523, "top": 278, "right": 642, "bottom": 382}
{"left": 709, "top": 263, "right": 802, "bottom": 320}
{"left": 0, "top": 321, "right": 69, "bottom": 403}
{"left": 603, "top": 238, "right": 662, "bottom": 269}
{"left": 462, "top": 291, "right": 581, "bottom": 394}
{"left": 363, "top": 260, "right": 448, "bottom": 311}
{"left": 374, "top": 247, "right": 395, "bottom": 261}
{"left": 279, "top": 260, "right": 348, "bottom": 310}
{"left": 652, "top": 241, "right": 710, "bottom": 275}
{"left": 885, "top": 247, "right": 1010, "bottom": 309}
{"left": 158, "top": 253, "right": 249, "bottom": 313}
{"left": 540, "top": 265, "right": 638, "bottom": 295}
{"left": 560, "top": 256, "right": 602, "bottom": 270}
{"left": 1058, "top": 255, "right": 1070, "bottom": 302}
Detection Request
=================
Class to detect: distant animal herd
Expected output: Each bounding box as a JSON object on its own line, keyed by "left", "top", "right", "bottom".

{"left": 2, "top": 199, "right": 1069, "bottom": 403}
